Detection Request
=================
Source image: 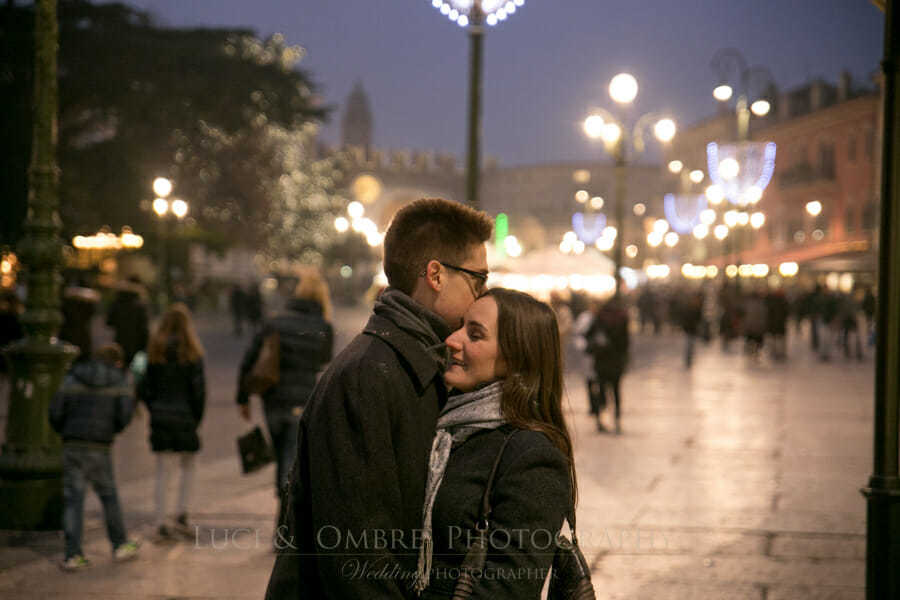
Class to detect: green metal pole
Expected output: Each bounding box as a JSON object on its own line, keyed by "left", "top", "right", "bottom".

{"left": 0, "top": 0, "right": 77, "bottom": 530}
{"left": 613, "top": 147, "right": 626, "bottom": 297}
{"left": 465, "top": 4, "right": 483, "bottom": 209}
{"left": 862, "top": 0, "right": 900, "bottom": 596}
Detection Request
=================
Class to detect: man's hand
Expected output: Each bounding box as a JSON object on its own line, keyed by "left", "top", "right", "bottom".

{"left": 239, "top": 403, "right": 251, "bottom": 421}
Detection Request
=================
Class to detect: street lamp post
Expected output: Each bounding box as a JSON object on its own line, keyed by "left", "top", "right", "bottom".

{"left": 584, "top": 73, "right": 676, "bottom": 296}
{"left": 864, "top": 2, "right": 900, "bottom": 597}
{"left": 710, "top": 48, "right": 774, "bottom": 141}
{"left": 0, "top": 0, "right": 78, "bottom": 530}
{"left": 426, "top": 0, "right": 526, "bottom": 209}
{"left": 151, "top": 178, "right": 187, "bottom": 307}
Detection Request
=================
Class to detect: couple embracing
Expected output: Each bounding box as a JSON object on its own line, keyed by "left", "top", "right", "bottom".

{"left": 266, "top": 198, "right": 590, "bottom": 599}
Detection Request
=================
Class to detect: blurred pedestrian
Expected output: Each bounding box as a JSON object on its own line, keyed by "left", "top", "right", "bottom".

{"left": 245, "top": 282, "right": 264, "bottom": 333}
{"left": 839, "top": 292, "right": 864, "bottom": 360}
{"left": 637, "top": 286, "right": 659, "bottom": 334}
{"left": 106, "top": 276, "right": 149, "bottom": 366}
{"left": 265, "top": 198, "right": 492, "bottom": 597}
{"left": 585, "top": 296, "right": 630, "bottom": 432}
{"left": 766, "top": 288, "right": 789, "bottom": 361}
{"left": 137, "top": 303, "right": 206, "bottom": 538}
{"left": 237, "top": 268, "right": 334, "bottom": 495}
{"left": 229, "top": 283, "right": 247, "bottom": 336}
{"left": 818, "top": 288, "right": 840, "bottom": 361}
{"left": 59, "top": 276, "right": 101, "bottom": 362}
{"left": 49, "top": 343, "right": 140, "bottom": 570}
{"left": 680, "top": 290, "right": 704, "bottom": 368}
{"left": 743, "top": 290, "right": 768, "bottom": 359}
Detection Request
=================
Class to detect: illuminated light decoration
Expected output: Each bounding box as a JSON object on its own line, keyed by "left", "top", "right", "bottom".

{"left": 752, "top": 264, "right": 769, "bottom": 278}
{"left": 714, "top": 224, "right": 729, "bottom": 240}
{"left": 625, "top": 245, "right": 638, "bottom": 259}
{"left": 603, "top": 226, "right": 617, "bottom": 240}
{"left": 620, "top": 267, "right": 639, "bottom": 290}
{"left": 170, "top": 199, "right": 188, "bottom": 219}
{"left": 633, "top": 203, "right": 646, "bottom": 216}
{"left": 750, "top": 212, "right": 766, "bottom": 229}
{"left": 573, "top": 169, "right": 591, "bottom": 184}
{"left": 737, "top": 211, "right": 750, "bottom": 226}
{"left": 495, "top": 212, "right": 509, "bottom": 257}
{"left": 812, "top": 229, "right": 825, "bottom": 240}
{"left": 152, "top": 177, "right": 172, "bottom": 198}
{"left": 724, "top": 210, "right": 739, "bottom": 228}
{"left": 705, "top": 184, "right": 725, "bottom": 205}
{"left": 601, "top": 122, "right": 622, "bottom": 145}
{"left": 575, "top": 190, "right": 589, "bottom": 203}
{"left": 334, "top": 217, "right": 350, "bottom": 232}
{"left": 590, "top": 196, "right": 604, "bottom": 210}
{"left": 693, "top": 223, "right": 709, "bottom": 239}
{"left": 668, "top": 160, "right": 684, "bottom": 174}
{"left": 449, "top": 9, "right": 459, "bottom": 20}
{"left": 725, "top": 264, "right": 739, "bottom": 278}
{"left": 72, "top": 228, "right": 144, "bottom": 250}
{"left": 689, "top": 170, "right": 705, "bottom": 184}
{"left": 664, "top": 231, "right": 679, "bottom": 247}
{"left": 806, "top": 200, "right": 822, "bottom": 216}
{"left": 583, "top": 115, "right": 605, "bottom": 139}
{"left": 595, "top": 237, "right": 614, "bottom": 251}
{"left": 794, "top": 231, "right": 806, "bottom": 243}
{"left": 705, "top": 265, "right": 718, "bottom": 278}
{"left": 663, "top": 193, "right": 707, "bottom": 234}
{"left": 347, "top": 201, "right": 364, "bottom": 219}
{"left": 563, "top": 231, "right": 577, "bottom": 243}
{"left": 779, "top": 262, "right": 799, "bottom": 277}
{"left": 647, "top": 231, "right": 663, "bottom": 247}
{"left": 573, "top": 240, "right": 585, "bottom": 254}
{"left": 700, "top": 209, "right": 717, "bottom": 225}
{"left": 654, "top": 118, "right": 676, "bottom": 143}
{"left": 572, "top": 212, "right": 607, "bottom": 244}
{"left": 738, "top": 264, "right": 754, "bottom": 278}
{"left": 653, "top": 219, "right": 670, "bottom": 234}
{"left": 504, "top": 235, "right": 522, "bottom": 258}
{"left": 152, "top": 198, "right": 169, "bottom": 217}
{"left": 707, "top": 141, "right": 777, "bottom": 206}
{"left": 646, "top": 264, "right": 670, "bottom": 279}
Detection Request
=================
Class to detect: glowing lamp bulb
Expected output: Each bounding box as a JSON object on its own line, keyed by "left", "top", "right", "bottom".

{"left": 609, "top": 73, "right": 638, "bottom": 104}
{"left": 668, "top": 160, "right": 683, "bottom": 174}
{"left": 751, "top": 99, "right": 771, "bottom": 116}
{"left": 583, "top": 115, "right": 605, "bottom": 139}
{"left": 654, "top": 118, "right": 676, "bottom": 143}
{"left": 713, "top": 85, "right": 733, "bottom": 102}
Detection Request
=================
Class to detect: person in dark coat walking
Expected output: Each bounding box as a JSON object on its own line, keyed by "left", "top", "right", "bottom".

{"left": 586, "top": 296, "right": 630, "bottom": 433}
{"left": 137, "top": 303, "right": 205, "bottom": 538}
{"left": 49, "top": 343, "right": 140, "bottom": 569}
{"left": 265, "top": 198, "right": 493, "bottom": 599}
{"left": 105, "top": 276, "right": 149, "bottom": 366}
{"left": 414, "top": 288, "right": 578, "bottom": 599}
{"left": 680, "top": 290, "right": 704, "bottom": 367}
{"left": 229, "top": 284, "right": 247, "bottom": 336}
{"left": 237, "top": 268, "right": 334, "bottom": 494}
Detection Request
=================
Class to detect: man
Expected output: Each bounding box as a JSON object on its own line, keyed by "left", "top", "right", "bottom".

{"left": 266, "top": 198, "right": 492, "bottom": 599}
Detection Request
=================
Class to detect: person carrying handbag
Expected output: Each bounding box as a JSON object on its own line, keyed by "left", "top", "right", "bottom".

{"left": 236, "top": 270, "right": 333, "bottom": 497}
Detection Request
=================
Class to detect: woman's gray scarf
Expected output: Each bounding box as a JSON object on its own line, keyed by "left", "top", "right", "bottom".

{"left": 374, "top": 288, "right": 451, "bottom": 371}
{"left": 414, "top": 381, "right": 506, "bottom": 593}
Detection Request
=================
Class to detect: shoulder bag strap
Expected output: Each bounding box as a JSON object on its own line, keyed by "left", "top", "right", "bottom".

{"left": 479, "top": 430, "right": 516, "bottom": 526}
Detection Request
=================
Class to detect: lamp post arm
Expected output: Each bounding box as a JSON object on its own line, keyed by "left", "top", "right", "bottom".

{"left": 632, "top": 111, "right": 671, "bottom": 156}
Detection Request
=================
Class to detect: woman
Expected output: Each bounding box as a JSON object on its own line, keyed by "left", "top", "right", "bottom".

{"left": 416, "top": 288, "right": 578, "bottom": 598}
{"left": 137, "top": 303, "right": 206, "bottom": 538}
{"left": 237, "top": 268, "right": 333, "bottom": 495}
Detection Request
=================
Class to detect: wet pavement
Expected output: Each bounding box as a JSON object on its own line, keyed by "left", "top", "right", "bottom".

{"left": 0, "top": 311, "right": 873, "bottom": 599}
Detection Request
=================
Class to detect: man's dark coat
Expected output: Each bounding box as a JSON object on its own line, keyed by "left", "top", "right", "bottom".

{"left": 266, "top": 307, "right": 449, "bottom": 599}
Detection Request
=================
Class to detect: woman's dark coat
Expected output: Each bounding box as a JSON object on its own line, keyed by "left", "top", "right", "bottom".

{"left": 137, "top": 341, "right": 205, "bottom": 452}
{"left": 587, "top": 304, "right": 630, "bottom": 380}
{"left": 236, "top": 298, "right": 333, "bottom": 413}
{"left": 421, "top": 426, "right": 572, "bottom": 599}
{"left": 265, "top": 304, "right": 450, "bottom": 600}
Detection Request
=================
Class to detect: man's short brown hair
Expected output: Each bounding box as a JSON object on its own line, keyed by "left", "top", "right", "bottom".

{"left": 383, "top": 198, "right": 493, "bottom": 295}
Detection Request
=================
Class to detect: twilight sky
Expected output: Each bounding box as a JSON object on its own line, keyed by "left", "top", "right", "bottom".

{"left": 107, "top": 0, "right": 884, "bottom": 167}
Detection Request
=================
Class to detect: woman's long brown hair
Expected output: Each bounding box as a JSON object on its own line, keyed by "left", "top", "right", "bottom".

{"left": 483, "top": 288, "right": 577, "bottom": 506}
{"left": 147, "top": 303, "right": 204, "bottom": 364}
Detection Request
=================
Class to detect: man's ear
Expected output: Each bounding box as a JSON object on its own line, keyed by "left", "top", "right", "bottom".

{"left": 424, "top": 259, "right": 443, "bottom": 293}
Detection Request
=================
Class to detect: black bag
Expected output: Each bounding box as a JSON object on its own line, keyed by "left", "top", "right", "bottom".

{"left": 237, "top": 426, "right": 275, "bottom": 474}
{"left": 451, "top": 432, "right": 596, "bottom": 600}
{"left": 548, "top": 517, "right": 596, "bottom": 600}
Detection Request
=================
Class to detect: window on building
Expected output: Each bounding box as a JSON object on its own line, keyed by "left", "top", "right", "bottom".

{"left": 862, "top": 201, "right": 879, "bottom": 231}
{"left": 845, "top": 205, "right": 856, "bottom": 234}
{"left": 865, "top": 128, "right": 875, "bottom": 159}
{"left": 818, "top": 142, "right": 835, "bottom": 178}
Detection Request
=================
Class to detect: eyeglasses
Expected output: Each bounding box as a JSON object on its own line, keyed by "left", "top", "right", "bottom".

{"left": 439, "top": 262, "right": 488, "bottom": 295}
